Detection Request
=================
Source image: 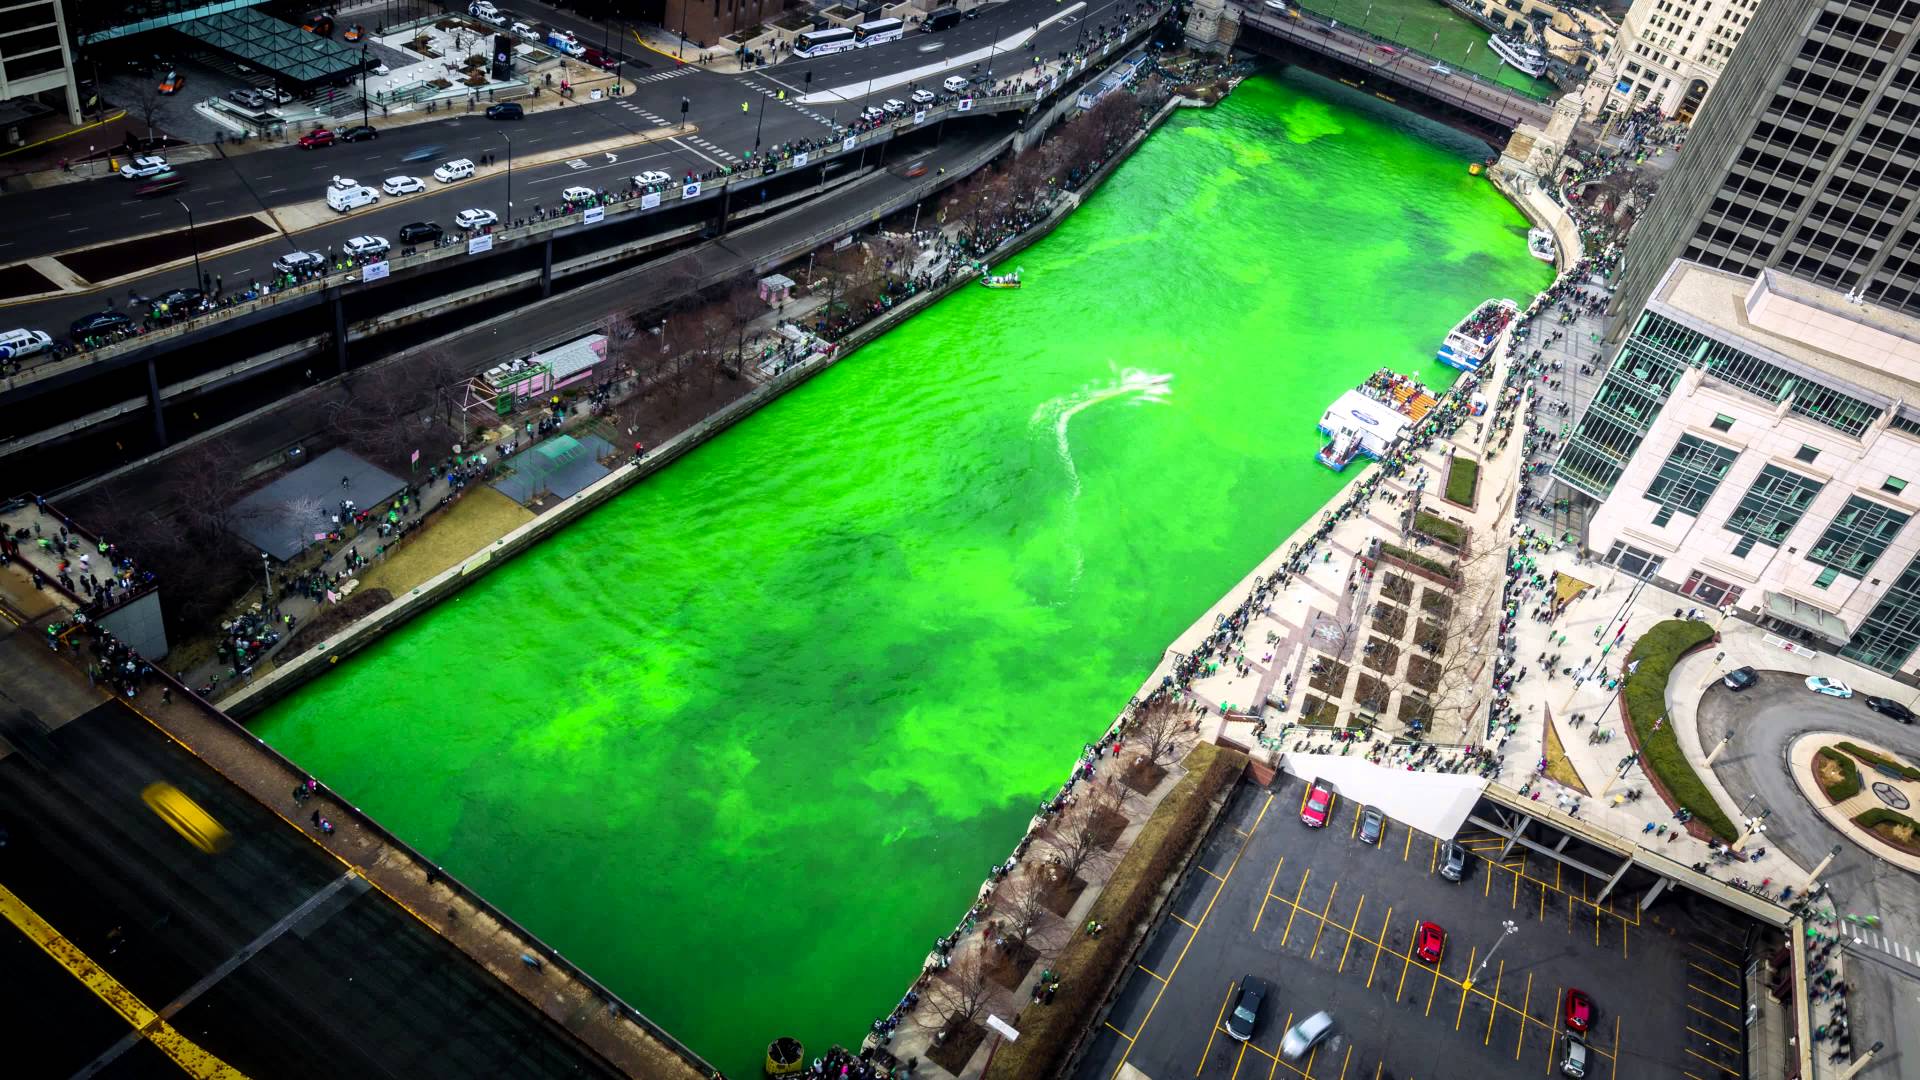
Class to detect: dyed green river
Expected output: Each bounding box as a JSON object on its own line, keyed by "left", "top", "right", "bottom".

{"left": 253, "top": 69, "right": 1551, "bottom": 1077}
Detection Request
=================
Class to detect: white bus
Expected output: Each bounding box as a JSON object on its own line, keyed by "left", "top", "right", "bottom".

{"left": 794, "top": 26, "right": 857, "bottom": 56}
{"left": 855, "top": 17, "right": 904, "bottom": 46}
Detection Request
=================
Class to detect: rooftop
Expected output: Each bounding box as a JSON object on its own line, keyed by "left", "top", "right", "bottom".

{"left": 1652, "top": 260, "right": 1920, "bottom": 408}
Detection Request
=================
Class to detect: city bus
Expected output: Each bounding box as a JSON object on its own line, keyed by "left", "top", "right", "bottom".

{"left": 794, "top": 26, "right": 857, "bottom": 57}
{"left": 855, "top": 17, "right": 905, "bottom": 46}
{"left": 923, "top": 7, "right": 962, "bottom": 32}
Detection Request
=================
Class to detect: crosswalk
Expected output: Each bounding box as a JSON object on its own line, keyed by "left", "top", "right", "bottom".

{"left": 615, "top": 99, "right": 673, "bottom": 127}
{"left": 632, "top": 67, "right": 697, "bottom": 85}
{"left": 737, "top": 77, "right": 838, "bottom": 129}
{"left": 1849, "top": 928, "right": 1920, "bottom": 969}
{"left": 680, "top": 134, "right": 739, "bottom": 165}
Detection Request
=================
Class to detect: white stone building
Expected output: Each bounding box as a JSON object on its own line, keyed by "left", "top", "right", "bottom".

{"left": 1598, "top": 0, "right": 1761, "bottom": 119}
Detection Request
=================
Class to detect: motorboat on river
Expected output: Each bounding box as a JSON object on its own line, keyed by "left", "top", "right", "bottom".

{"left": 1437, "top": 298, "right": 1519, "bottom": 373}
{"left": 1527, "top": 227, "right": 1556, "bottom": 263}
{"left": 1316, "top": 369, "right": 1438, "bottom": 471}
{"left": 1489, "top": 34, "right": 1548, "bottom": 77}
{"left": 979, "top": 268, "right": 1022, "bottom": 289}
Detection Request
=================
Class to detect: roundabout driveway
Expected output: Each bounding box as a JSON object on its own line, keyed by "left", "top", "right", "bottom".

{"left": 1697, "top": 670, "right": 1920, "bottom": 1075}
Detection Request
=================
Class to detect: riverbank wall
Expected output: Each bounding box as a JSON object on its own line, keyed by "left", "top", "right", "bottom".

{"left": 1491, "top": 167, "right": 1585, "bottom": 270}
{"left": 225, "top": 92, "right": 1193, "bottom": 721}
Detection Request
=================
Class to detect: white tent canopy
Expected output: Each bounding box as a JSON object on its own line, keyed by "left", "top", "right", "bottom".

{"left": 1282, "top": 754, "right": 1486, "bottom": 840}
{"left": 1317, "top": 390, "right": 1412, "bottom": 461}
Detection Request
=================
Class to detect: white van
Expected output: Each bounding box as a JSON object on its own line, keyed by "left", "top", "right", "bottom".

{"left": 325, "top": 176, "right": 379, "bottom": 212}
{"left": 434, "top": 158, "right": 476, "bottom": 183}
{"left": 561, "top": 185, "right": 596, "bottom": 202}
{"left": 0, "top": 328, "right": 53, "bottom": 359}
{"left": 943, "top": 75, "right": 970, "bottom": 93}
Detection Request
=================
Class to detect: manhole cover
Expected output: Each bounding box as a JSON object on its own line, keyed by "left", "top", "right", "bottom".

{"left": 1872, "top": 781, "right": 1910, "bottom": 810}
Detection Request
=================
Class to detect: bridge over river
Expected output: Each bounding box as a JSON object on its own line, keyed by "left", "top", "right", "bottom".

{"left": 1201, "top": 1, "right": 1559, "bottom": 134}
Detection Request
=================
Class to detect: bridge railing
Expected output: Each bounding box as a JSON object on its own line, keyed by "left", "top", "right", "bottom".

{"left": 1244, "top": 4, "right": 1550, "bottom": 104}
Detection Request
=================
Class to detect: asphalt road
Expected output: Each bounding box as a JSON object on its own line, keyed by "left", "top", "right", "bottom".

{"left": 765, "top": 0, "right": 1142, "bottom": 90}
{"left": 0, "top": 665, "right": 626, "bottom": 1078}
{"left": 1698, "top": 669, "right": 1920, "bottom": 1078}
{"left": 1074, "top": 777, "right": 1758, "bottom": 1080}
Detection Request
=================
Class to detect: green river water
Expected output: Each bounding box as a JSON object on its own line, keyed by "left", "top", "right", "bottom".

{"left": 252, "top": 69, "right": 1552, "bottom": 1077}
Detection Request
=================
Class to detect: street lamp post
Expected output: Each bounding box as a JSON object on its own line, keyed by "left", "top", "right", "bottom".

{"left": 501, "top": 133, "right": 513, "bottom": 226}
{"left": 361, "top": 45, "right": 371, "bottom": 130}
{"left": 1462, "top": 919, "right": 1518, "bottom": 991}
{"left": 261, "top": 552, "right": 274, "bottom": 612}
{"left": 176, "top": 198, "right": 203, "bottom": 294}
{"left": 1732, "top": 806, "right": 1770, "bottom": 853}
{"left": 1838, "top": 1041, "right": 1884, "bottom": 1080}
{"left": 1806, "top": 844, "right": 1845, "bottom": 890}
{"left": 1704, "top": 730, "right": 1733, "bottom": 766}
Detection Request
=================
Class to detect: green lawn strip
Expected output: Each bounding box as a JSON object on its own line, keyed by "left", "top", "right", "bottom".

{"left": 1815, "top": 747, "right": 1861, "bottom": 802}
{"left": 1621, "top": 619, "right": 1738, "bottom": 841}
{"left": 1852, "top": 807, "right": 1920, "bottom": 856}
{"left": 1444, "top": 456, "right": 1478, "bottom": 505}
{"left": 1835, "top": 741, "right": 1920, "bottom": 782}
{"left": 984, "top": 742, "right": 1247, "bottom": 1080}
{"left": 1378, "top": 542, "right": 1456, "bottom": 581}
{"left": 1412, "top": 511, "right": 1466, "bottom": 547}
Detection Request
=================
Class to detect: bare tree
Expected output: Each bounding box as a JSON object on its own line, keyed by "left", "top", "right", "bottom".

{"left": 919, "top": 951, "right": 999, "bottom": 1040}
{"left": 995, "top": 870, "right": 1058, "bottom": 958}
{"left": 1127, "top": 696, "right": 1191, "bottom": 769}
{"left": 1081, "top": 774, "right": 1135, "bottom": 828}
{"left": 1038, "top": 801, "right": 1110, "bottom": 887}
{"left": 130, "top": 81, "right": 166, "bottom": 143}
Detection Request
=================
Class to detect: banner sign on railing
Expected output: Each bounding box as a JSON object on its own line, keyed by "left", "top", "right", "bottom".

{"left": 843, "top": 135, "right": 858, "bottom": 152}
{"left": 793, "top": 152, "right": 809, "bottom": 167}
{"left": 641, "top": 191, "right": 661, "bottom": 210}
{"left": 468, "top": 234, "right": 493, "bottom": 255}
{"left": 583, "top": 205, "right": 605, "bottom": 224}
{"left": 958, "top": 98, "right": 973, "bottom": 112}
{"left": 683, "top": 181, "right": 702, "bottom": 199}
{"left": 913, "top": 109, "right": 927, "bottom": 124}
{"left": 361, "top": 260, "right": 390, "bottom": 283}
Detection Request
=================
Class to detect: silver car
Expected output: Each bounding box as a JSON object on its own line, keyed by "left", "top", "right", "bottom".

{"left": 1281, "top": 1011, "right": 1333, "bottom": 1060}
{"left": 1358, "top": 806, "right": 1384, "bottom": 845}
{"left": 1440, "top": 840, "right": 1468, "bottom": 881}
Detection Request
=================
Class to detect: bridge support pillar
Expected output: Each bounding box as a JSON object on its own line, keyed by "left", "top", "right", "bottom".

{"left": 145, "top": 356, "right": 168, "bottom": 449}
{"left": 1184, "top": 0, "right": 1239, "bottom": 55}
{"left": 1638, "top": 876, "right": 1671, "bottom": 913}
{"left": 331, "top": 293, "right": 348, "bottom": 374}
{"left": 718, "top": 185, "right": 733, "bottom": 238}
{"left": 541, "top": 236, "right": 554, "bottom": 298}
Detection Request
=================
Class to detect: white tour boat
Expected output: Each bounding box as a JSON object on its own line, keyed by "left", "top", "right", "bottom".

{"left": 1437, "top": 298, "right": 1519, "bottom": 373}
{"left": 1489, "top": 34, "right": 1548, "bottom": 77}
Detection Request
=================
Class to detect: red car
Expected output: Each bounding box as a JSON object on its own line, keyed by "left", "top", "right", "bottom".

{"left": 298, "top": 128, "right": 336, "bottom": 149}
{"left": 1564, "top": 989, "right": 1593, "bottom": 1033}
{"left": 1300, "top": 780, "right": 1335, "bottom": 827}
{"left": 1414, "top": 921, "right": 1446, "bottom": 964}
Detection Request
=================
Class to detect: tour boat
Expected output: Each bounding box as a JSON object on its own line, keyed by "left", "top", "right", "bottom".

{"left": 1436, "top": 298, "right": 1519, "bottom": 373}
{"left": 1527, "top": 227, "right": 1556, "bottom": 263}
{"left": 1488, "top": 34, "right": 1547, "bottom": 77}
{"left": 979, "top": 269, "right": 1022, "bottom": 289}
{"left": 1318, "top": 428, "right": 1362, "bottom": 471}
{"left": 1316, "top": 369, "right": 1435, "bottom": 471}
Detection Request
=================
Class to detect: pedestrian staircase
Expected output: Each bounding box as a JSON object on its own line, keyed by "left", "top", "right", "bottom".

{"left": 1392, "top": 382, "right": 1438, "bottom": 421}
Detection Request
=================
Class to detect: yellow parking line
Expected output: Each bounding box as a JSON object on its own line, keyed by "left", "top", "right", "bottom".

{"left": 1403, "top": 826, "right": 1414, "bottom": 861}
{"left": 1689, "top": 961, "right": 1738, "bottom": 988}
{"left": 1137, "top": 965, "right": 1167, "bottom": 983}
{"left": 0, "top": 882, "right": 252, "bottom": 1080}
{"left": 1452, "top": 946, "right": 1475, "bottom": 1026}
{"left": 1684, "top": 1072, "right": 1710, "bottom": 1080}
{"left": 1610, "top": 1013, "right": 1621, "bottom": 1080}
{"left": 1337, "top": 1043, "right": 1353, "bottom": 1079}
{"left": 1232, "top": 1038, "right": 1248, "bottom": 1080}
{"left": 1366, "top": 906, "right": 1393, "bottom": 987}
{"left": 1512, "top": 864, "right": 1521, "bottom": 908}
{"left": 1538, "top": 888, "right": 1546, "bottom": 923}
{"left": 1280, "top": 869, "right": 1312, "bottom": 947}
{"left": 1424, "top": 952, "right": 1442, "bottom": 1016}
{"left": 1350, "top": 805, "right": 1362, "bottom": 839}
{"left": 1429, "top": 837, "right": 1439, "bottom": 873}
{"left": 1338, "top": 896, "right": 1366, "bottom": 973}
{"left": 1309, "top": 882, "right": 1339, "bottom": 958}
{"left": 1688, "top": 982, "right": 1742, "bottom": 1011}
{"left": 1621, "top": 919, "right": 1629, "bottom": 959}
{"left": 1173, "top": 914, "right": 1201, "bottom": 930}
{"left": 1593, "top": 905, "right": 1602, "bottom": 947}
{"left": 1684, "top": 1046, "right": 1740, "bottom": 1076}
{"left": 1686, "top": 1024, "right": 1742, "bottom": 1055}
{"left": 1485, "top": 864, "right": 1495, "bottom": 897}
{"left": 1516, "top": 972, "right": 1531, "bottom": 1060}
{"left": 1485, "top": 961, "right": 1504, "bottom": 1044}
{"left": 1196, "top": 979, "right": 1237, "bottom": 1077}
{"left": 1105, "top": 1020, "right": 1135, "bottom": 1041}
{"left": 1252, "top": 856, "right": 1286, "bottom": 934}
{"left": 1690, "top": 937, "right": 1741, "bottom": 965}
{"left": 1686, "top": 1002, "right": 1740, "bottom": 1032}
{"left": 1545, "top": 988, "right": 1561, "bottom": 1072}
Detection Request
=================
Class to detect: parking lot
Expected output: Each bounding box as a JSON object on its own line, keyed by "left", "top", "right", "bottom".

{"left": 1073, "top": 776, "right": 1757, "bottom": 1080}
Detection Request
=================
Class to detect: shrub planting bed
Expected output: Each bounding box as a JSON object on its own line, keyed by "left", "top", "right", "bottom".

{"left": 1621, "top": 620, "right": 1736, "bottom": 840}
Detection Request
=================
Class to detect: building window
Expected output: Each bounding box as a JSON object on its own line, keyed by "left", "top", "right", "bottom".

{"left": 1711, "top": 413, "right": 1735, "bottom": 431}
{"left": 1606, "top": 542, "right": 1666, "bottom": 579}
{"left": 1645, "top": 434, "right": 1740, "bottom": 517}
{"left": 1796, "top": 444, "right": 1820, "bottom": 462}
{"left": 1681, "top": 571, "right": 1743, "bottom": 607}
{"left": 1887, "top": 476, "right": 1909, "bottom": 494}
{"left": 1815, "top": 567, "right": 1839, "bottom": 588}
{"left": 1725, "top": 464, "right": 1824, "bottom": 550}
{"left": 1808, "top": 495, "right": 1912, "bottom": 577}
{"left": 1842, "top": 551, "right": 1920, "bottom": 671}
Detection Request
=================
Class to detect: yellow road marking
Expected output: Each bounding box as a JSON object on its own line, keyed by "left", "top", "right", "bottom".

{"left": 1546, "top": 987, "right": 1561, "bottom": 1071}
{"left": 1686, "top": 1024, "right": 1742, "bottom": 1055}
{"left": 1512, "top": 864, "right": 1521, "bottom": 908}
{"left": 1232, "top": 1037, "right": 1248, "bottom": 1080}
{"left": 1684, "top": 1046, "right": 1740, "bottom": 1076}
{"left": 1621, "top": 919, "right": 1630, "bottom": 959}
{"left": 1516, "top": 972, "right": 1531, "bottom": 1060}
{"left": 1280, "top": 869, "right": 1312, "bottom": 947}
{"left": 1686, "top": 1002, "right": 1740, "bottom": 1031}
{"left": 1337, "top": 1042, "right": 1353, "bottom": 1079}
{"left": 1196, "top": 979, "right": 1237, "bottom": 1077}
{"left": 1394, "top": 920, "right": 1415, "bottom": 1001}
{"left": 1173, "top": 914, "right": 1201, "bottom": 930}
{"left": 1610, "top": 1012, "right": 1621, "bottom": 1080}
{"left": 1105, "top": 1020, "right": 1135, "bottom": 1040}
{"left": 1425, "top": 951, "right": 1442, "bottom": 1016}
{"left": 1689, "top": 939, "right": 1740, "bottom": 966}
{"left": 1403, "top": 826, "right": 1414, "bottom": 861}
{"left": 1200, "top": 866, "right": 1228, "bottom": 882}
{"left": 1338, "top": 896, "right": 1366, "bottom": 973}
{"left": 1309, "top": 882, "right": 1338, "bottom": 958}
{"left": 1253, "top": 856, "right": 1286, "bottom": 934}
{"left": 1689, "top": 961, "right": 1738, "bottom": 987}
{"left": 1366, "top": 906, "right": 1392, "bottom": 987}
{"left": 1687, "top": 982, "right": 1741, "bottom": 1010}
{"left": 0, "top": 882, "right": 251, "bottom": 1079}
{"left": 1137, "top": 965, "right": 1167, "bottom": 983}
{"left": 1453, "top": 946, "right": 1475, "bottom": 1027}
{"left": 1485, "top": 863, "right": 1495, "bottom": 897}
{"left": 1485, "top": 961, "right": 1504, "bottom": 1044}
{"left": 1350, "top": 805, "right": 1362, "bottom": 839}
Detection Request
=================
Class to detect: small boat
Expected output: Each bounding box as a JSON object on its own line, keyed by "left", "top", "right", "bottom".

{"left": 1318, "top": 428, "right": 1362, "bottom": 471}
{"left": 1437, "top": 298, "right": 1519, "bottom": 372}
{"left": 979, "top": 268, "right": 1021, "bottom": 289}
{"left": 1527, "top": 227, "right": 1556, "bottom": 263}
{"left": 1488, "top": 34, "right": 1547, "bottom": 77}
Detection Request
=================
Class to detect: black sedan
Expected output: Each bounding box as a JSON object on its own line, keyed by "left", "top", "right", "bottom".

{"left": 339, "top": 124, "right": 379, "bottom": 142}
{"left": 397, "top": 221, "right": 443, "bottom": 244}
{"left": 1722, "top": 666, "right": 1757, "bottom": 691}
{"left": 486, "top": 102, "right": 523, "bottom": 120}
{"left": 1865, "top": 697, "right": 1915, "bottom": 724}
{"left": 1226, "top": 976, "right": 1267, "bottom": 1041}
{"left": 70, "top": 310, "right": 134, "bottom": 338}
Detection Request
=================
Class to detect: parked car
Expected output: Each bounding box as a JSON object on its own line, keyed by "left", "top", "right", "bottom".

{"left": 434, "top": 158, "right": 476, "bottom": 182}
{"left": 511, "top": 21, "right": 539, "bottom": 39}
{"left": 631, "top": 170, "right": 672, "bottom": 187}
{"left": 910, "top": 88, "right": 935, "bottom": 105}
{"left": 1722, "top": 666, "right": 1757, "bottom": 691}
{"left": 943, "top": 75, "right": 970, "bottom": 93}
{"left": 454, "top": 207, "right": 498, "bottom": 229}
{"left": 70, "top": 310, "right": 134, "bottom": 338}
{"left": 1358, "top": 805, "right": 1384, "bottom": 845}
{"left": 1439, "top": 840, "right": 1468, "bottom": 881}
{"left": 1224, "top": 976, "right": 1266, "bottom": 1042}
{"left": 132, "top": 175, "right": 187, "bottom": 197}
{"left": 398, "top": 221, "right": 443, "bottom": 244}
{"left": 860, "top": 106, "right": 885, "bottom": 123}
{"left": 1414, "top": 920, "right": 1446, "bottom": 964}
{"left": 0, "top": 329, "right": 55, "bottom": 360}
{"left": 1563, "top": 989, "right": 1593, "bottom": 1033}
{"left": 486, "top": 101, "right": 524, "bottom": 120}
{"left": 1865, "top": 696, "right": 1915, "bottom": 723}
{"left": 339, "top": 124, "right": 378, "bottom": 142}
{"left": 1264, "top": 0, "right": 1290, "bottom": 10}
{"left": 476, "top": 8, "right": 507, "bottom": 26}
{"left": 118, "top": 155, "right": 170, "bottom": 179}
{"left": 342, "top": 235, "right": 390, "bottom": 259}
{"left": 583, "top": 47, "right": 619, "bottom": 70}
{"left": 383, "top": 175, "right": 425, "bottom": 195}
{"left": 343, "top": 23, "right": 366, "bottom": 42}
{"left": 1559, "top": 1033, "right": 1589, "bottom": 1077}
{"left": 227, "top": 87, "right": 266, "bottom": 108}
{"left": 325, "top": 177, "right": 379, "bottom": 212}
{"left": 299, "top": 128, "right": 336, "bottom": 149}
{"left": 1806, "top": 675, "right": 1854, "bottom": 698}
{"left": 1300, "top": 779, "right": 1335, "bottom": 827}
{"left": 157, "top": 69, "right": 185, "bottom": 94}
{"left": 561, "top": 185, "right": 596, "bottom": 202}
{"left": 1280, "top": 1011, "right": 1334, "bottom": 1060}
{"left": 271, "top": 250, "right": 326, "bottom": 274}
{"left": 881, "top": 97, "right": 907, "bottom": 114}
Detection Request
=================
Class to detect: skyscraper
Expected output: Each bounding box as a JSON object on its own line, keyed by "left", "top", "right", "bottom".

{"left": 1608, "top": 0, "right": 1920, "bottom": 328}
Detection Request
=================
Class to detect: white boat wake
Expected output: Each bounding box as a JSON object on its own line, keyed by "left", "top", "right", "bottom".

{"left": 1031, "top": 368, "right": 1173, "bottom": 587}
